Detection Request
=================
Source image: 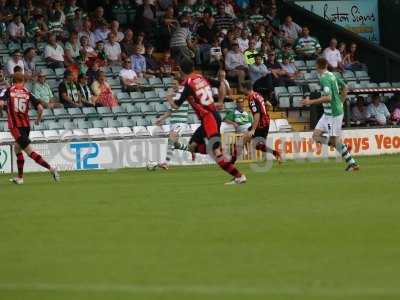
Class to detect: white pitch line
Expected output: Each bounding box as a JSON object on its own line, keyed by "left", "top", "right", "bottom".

{"left": 0, "top": 283, "right": 399, "bottom": 296}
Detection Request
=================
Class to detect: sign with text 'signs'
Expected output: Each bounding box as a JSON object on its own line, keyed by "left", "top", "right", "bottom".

{"left": 295, "top": 0, "right": 380, "bottom": 43}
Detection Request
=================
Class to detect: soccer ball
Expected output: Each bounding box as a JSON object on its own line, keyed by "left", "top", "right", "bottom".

{"left": 146, "top": 161, "right": 158, "bottom": 171}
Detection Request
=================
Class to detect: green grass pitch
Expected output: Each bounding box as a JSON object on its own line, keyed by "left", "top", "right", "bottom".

{"left": 0, "top": 155, "right": 399, "bottom": 300}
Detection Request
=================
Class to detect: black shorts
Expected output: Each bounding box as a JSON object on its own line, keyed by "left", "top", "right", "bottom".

{"left": 249, "top": 125, "right": 270, "bottom": 139}
{"left": 190, "top": 111, "right": 222, "bottom": 150}
{"left": 10, "top": 127, "right": 31, "bottom": 149}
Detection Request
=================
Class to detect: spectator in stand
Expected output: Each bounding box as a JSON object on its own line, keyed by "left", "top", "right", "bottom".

{"left": 78, "top": 18, "right": 95, "bottom": 48}
{"left": 26, "top": 9, "right": 48, "bottom": 42}
{"left": 294, "top": 26, "right": 321, "bottom": 60}
{"left": 250, "top": 54, "right": 273, "bottom": 100}
{"left": 93, "top": 41, "right": 108, "bottom": 66}
{"left": 144, "top": 44, "right": 160, "bottom": 76}
{"left": 323, "top": 38, "right": 344, "bottom": 72}
{"left": 135, "top": 0, "right": 157, "bottom": 37}
{"left": 225, "top": 42, "right": 248, "bottom": 93}
{"left": 351, "top": 96, "right": 367, "bottom": 126}
{"left": 391, "top": 97, "right": 400, "bottom": 125}
{"left": 31, "top": 69, "right": 62, "bottom": 109}
{"left": 243, "top": 38, "right": 258, "bottom": 65}
{"left": 64, "top": 0, "right": 80, "bottom": 22}
{"left": 80, "top": 35, "right": 97, "bottom": 65}
{"left": 265, "top": 50, "right": 292, "bottom": 87}
{"left": 90, "top": 6, "right": 106, "bottom": 30}
{"left": 159, "top": 49, "right": 176, "bottom": 77}
{"left": 237, "top": 29, "right": 249, "bottom": 53}
{"left": 130, "top": 45, "right": 147, "bottom": 77}
{"left": 7, "top": 49, "right": 24, "bottom": 75}
{"left": 266, "top": 3, "right": 280, "bottom": 29}
{"left": 209, "top": 38, "right": 223, "bottom": 70}
{"left": 280, "top": 16, "right": 301, "bottom": 45}
{"left": 8, "top": 13, "right": 25, "bottom": 43}
{"left": 343, "top": 42, "right": 367, "bottom": 71}
{"left": 196, "top": 16, "right": 218, "bottom": 65}
{"left": 159, "top": 6, "right": 179, "bottom": 51}
{"left": 64, "top": 31, "right": 81, "bottom": 66}
{"left": 93, "top": 20, "right": 110, "bottom": 44}
{"left": 338, "top": 42, "right": 346, "bottom": 60}
{"left": 280, "top": 55, "right": 302, "bottom": 80}
{"left": 170, "top": 17, "right": 194, "bottom": 64}
{"left": 91, "top": 71, "right": 118, "bottom": 107}
{"left": 0, "top": 68, "right": 10, "bottom": 91}
{"left": 44, "top": 33, "right": 65, "bottom": 69}
{"left": 223, "top": 98, "right": 253, "bottom": 133}
{"left": 119, "top": 58, "right": 138, "bottom": 92}
{"left": 76, "top": 73, "right": 98, "bottom": 107}
{"left": 23, "top": 47, "right": 36, "bottom": 79}
{"left": 48, "top": 1, "right": 66, "bottom": 38}
{"left": 104, "top": 32, "right": 122, "bottom": 65}
{"left": 272, "top": 28, "right": 287, "bottom": 50}
{"left": 134, "top": 32, "right": 146, "bottom": 55}
{"left": 221, "top": 30, "right": 237, "bottom": 55}
{"left": 121, "top": 29, "right": 135, "bottom": 59}
{"left": 86, "top": 60, "right": 100, "bottom": 85}
{"left": 110, "top": 20, "right": 124, "bottom": 43}
{"left": 59, "top": 70, "right": 82, "bottom": 108}
{"left": 367, "top": 94, "right": 391, "bottom": 126}
{"left": 277, "top": 43, "right": 295, "bottom": 64}
{"left": 215, "top": 3, "right": 234, "bottom": 31}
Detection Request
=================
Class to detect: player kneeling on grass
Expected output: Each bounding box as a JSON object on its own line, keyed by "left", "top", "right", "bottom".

{"left": 166, "top": 58, "right": 246, "bottom": 185}
{"left": 0, "top": 72, "right": 60, "bottom": 184}
{"left": 301, "top": 57, "right": 359, "bottom": 171}
{"left": 232, "top": 81, "right": 281, "bottom": 163}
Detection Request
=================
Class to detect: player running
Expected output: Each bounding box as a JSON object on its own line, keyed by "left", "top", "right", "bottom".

{"left": 301, "top": 57, "right": 359, "bottom": 171}
{"left": 166, "top": 59, "right": 246, "bottom": 185}
{"left": 155, "top": 91, "right": 191, "bottom": 169}
{"left": 1, "top": 72, "right": 60, "bottom": 184}
{"left": 232, "top": 81, "right": 281, "bottom": 163}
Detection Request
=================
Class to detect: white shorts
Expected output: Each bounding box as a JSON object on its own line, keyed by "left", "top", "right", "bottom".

{"left": 315, "top": 114, "right": 344, "bottom": 137}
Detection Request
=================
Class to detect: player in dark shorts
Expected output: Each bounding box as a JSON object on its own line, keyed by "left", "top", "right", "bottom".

{"left": 1, "top": 72, "right": 60, "bottom": 184}
{"left": 233, "top": 81, "right": 281, "bottom": 163}
{"left": 166, "top": 59, "right": 246, "bottom": 185}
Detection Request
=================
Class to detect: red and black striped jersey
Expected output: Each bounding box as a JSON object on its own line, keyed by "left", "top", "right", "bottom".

{"left": 2, "top": 84, "right": 40, "bottom": 129}
{"left": 175, "top": 73, "right": 217, "bottom": 118}
{"left": 248, "top": 91, "right": 270, "bottom": 128}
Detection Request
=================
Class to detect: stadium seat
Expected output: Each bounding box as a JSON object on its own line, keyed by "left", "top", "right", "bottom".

{"left": 274, "top": 86, "right": 290, "bottom": 98}
{"left": 139, "top": 103, "right": 153, "bottom": 113}
{"left": 92, "top": 120, "right": 107, "bottom": 128}
{"left": 108, "top": 78, "right": 121, "bottom": 88}
{"left": 117, "top": 92, "right": 131, "bottom": 103}
{"left": 294, "top": 60, "right": 307, "bottom": 71}
{"left": 308, "top": 83, "right": 321, "bottom": 92}
{"left": 269, "top": 120, "right": 278, "bottom": 133}
{"left": 157, "top": 89, "right": 166, "bottom": 100}
{"left": 292, "top": 96, "right": 303, "bottom": 108}
{"left": 154, "top": 102, "right": 168, "bottom": 113}
{"left": 391, "top": 82, "right": 400, "bottom": 88}
{"left": 343, "top": 70, "right": 355, "bottom": 80}
{"left": 103, "top": 127, "right": 119, "bottom": 136}
{"left": 111, "top": 66, "right": 122, "bottom": 77}
{"left": 63, "top": 121, "right": 75, "bottom": 130}
{"left": 379, "top": 82, "right": 392, "bottom": 88}
{"left": 112, "top": 106, "right": 127, "bottom": 117}
{"left": 117, "top": 127, "right": 134, "bottom": 136}
{"left": 72, "top": 129, "right": 89, "bottom": 138}
{"left": 53, "top": 108, "right": 70, "bottom": 120}
{"left": 130, "top": 91, "right": 145, "bottom": 102}
{"left": 32, "top": 122, "right": 46, "bottom": 131}
{"left": 97, "top": 106, "right": 113, "bottom": 118}
{"left": 42, "top": 109, "right": 55, "bottom": 120}
{"left": 137, "top": 77, "right": 150, "bottom": 89}
{"left": 47, "top": 121, "right": 64, "bottom": 130}
{"left": 133, "top": 126, "right": 150, "bottom": 136}
{"left": 29, "top": 109, "right": 38, "bottom": 119}
{"left": 88, "top": 128, "right": 104, "bottom": 138}
{"left": 55, "top": 68, "right": 65, "bottom": 80}
{"left": 145, "top": 115, "right": 157, "bottom": 125}
{"left": 275, "top": 119, "right": 292, "bottom": 132}
{"left": 30, "top": 131, "right": 45, "bottom": 141}
{"left": 43, "top": 130, "right": 60, "bottom": 140}
{"left": 149, "top": 77, "right": 164, "bottom": 88}
{"left": 120, "top": 118, "right": 135, "bottom": 127}
{"left": 147, "top": 125, "right": 168, "bottom": 136}
{"left": 67, "top": 107, "right": 83, "bottom": 118}
{"left": 162, "top": 77, "right": 174, "bottom": 88}
{"left": 355, "top": 71, "right": 370, "bottom": 82}
{"left": 135, "top": 117, "right": 148, "bottom": 126}
{"left": 107, "top": 120, "right": 122, "bottom": 128}
{"left": 304, "top": 72, "right": 319, "bottom": 83}
{"left": 306, "top": 60, "right": 316, "bottom": 70}
{"left": 144, "top": 90, "right": 160, "bottom": 101}
{"left": 59, "top": 129, "right": 74, "bottom": 140}
{"left": 288, "top": 86, "right": 303, "bottom": 97}
{"left": 0, "top": 132, "right": 13, "bottom": 142}
{"left": 279, "top": 96, "right": 290, "bottom": 108}
{"left": 40, "top": 68, "right": 57, "bottom": 80}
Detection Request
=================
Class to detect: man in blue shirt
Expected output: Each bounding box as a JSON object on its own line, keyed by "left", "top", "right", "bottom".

{"left": 130, "top": 45, "right": 147, "bottom": 77}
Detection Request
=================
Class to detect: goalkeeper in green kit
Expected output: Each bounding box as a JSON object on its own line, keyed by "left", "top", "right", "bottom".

{"left": 301, "top": 57, "right": 359, "bottom": 171}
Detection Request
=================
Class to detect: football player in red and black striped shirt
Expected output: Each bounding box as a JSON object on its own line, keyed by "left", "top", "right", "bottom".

{"left": 1, "top": 72, "right": 60, "bottom": 184}
{"left": 236, "top": 81, "right": 281, "bottom": 163}
{"left": 166, "top": 59, "right": 246, "bottom": 185}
